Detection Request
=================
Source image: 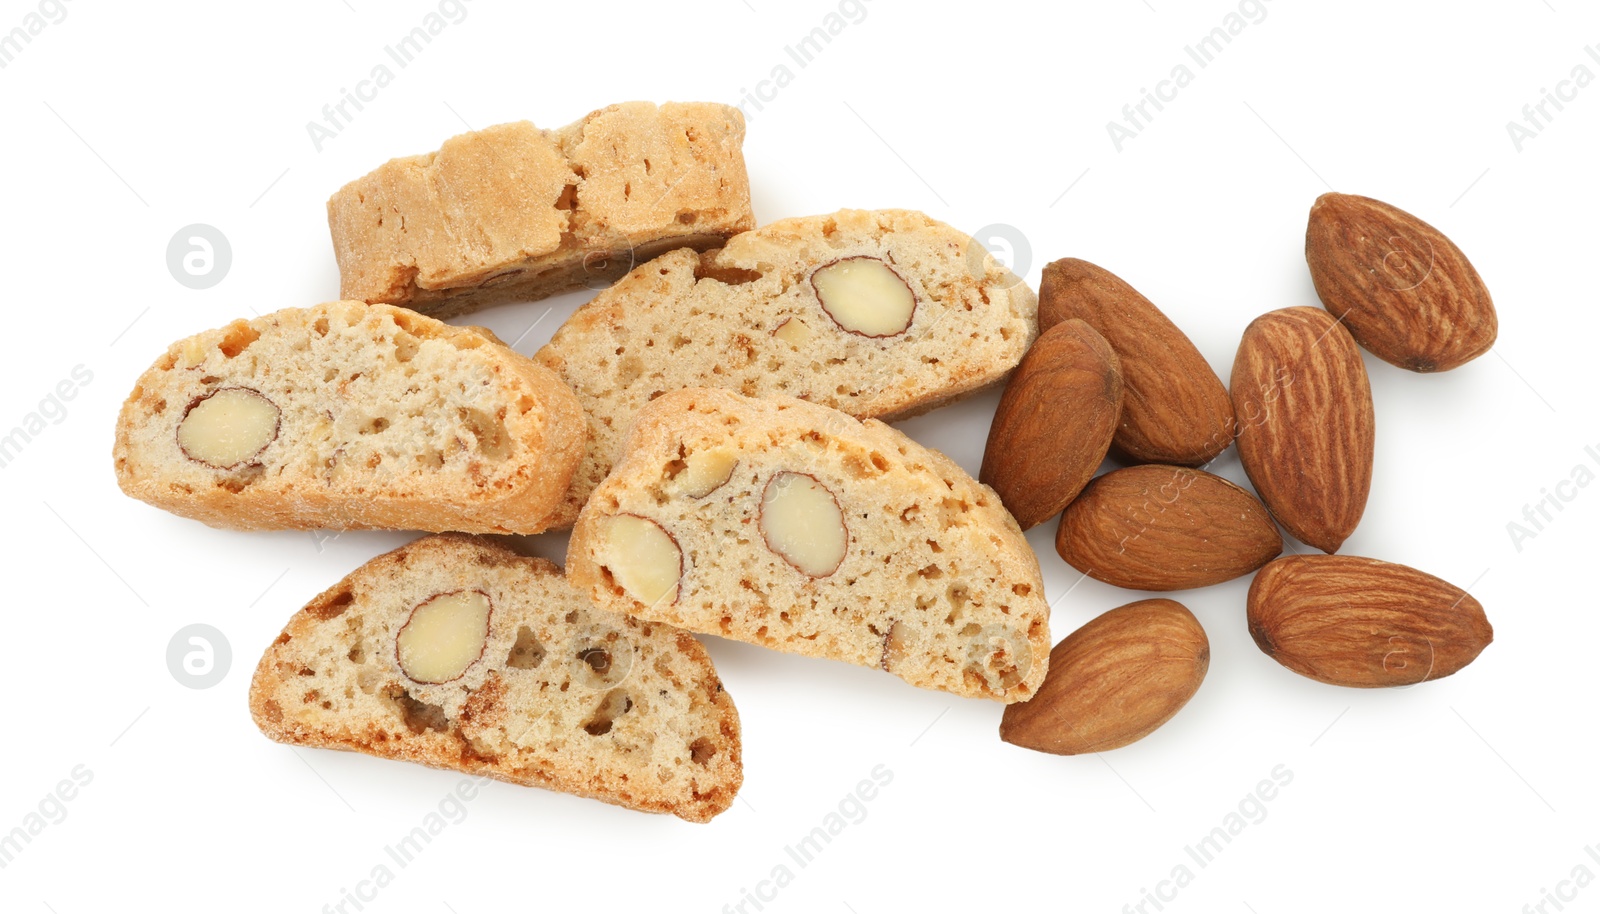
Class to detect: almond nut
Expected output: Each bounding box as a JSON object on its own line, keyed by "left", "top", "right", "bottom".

{"left": 1037, "top": 258, "right": 1235, "bottom": 466}
{"left": 759, "top": 471, "right": 847, "bottom": 577}
{"left": 772, "top": 316, "right": 816, "bottom": 347}
{"left": 1000, "top": 599, "right": 1208, "bottom": 755}
{"left": 879, "top": 619, "right": 913, "bottom": 672}
{"left": 1055, "top": 465, "right": 1282, "bottom": 591}
{"left": 177, "top": 387, "right": 281, "bottom": 469}
{"left": 1232, "top": 306, "right": 1374, "bottom": 554}
{"left": 810, "top": 256, "right": 916, "bottom": 337}
{"left": 598, "top": 514, "right": 682, "bottom": 608}
{"left": 980, "top": 319, "right": 1123, "bottom": 530}
{"left": 1248, "top": 555, "right": 1492, "bottom": 687}
{"left": 396, "top": 590, "right": 493, "bottom": 684}
{"left": 1307, "top": 192, "right": 1498, "bottom": 372}
{"left": 676, "top": 446, "right": 738, "bottom": 498}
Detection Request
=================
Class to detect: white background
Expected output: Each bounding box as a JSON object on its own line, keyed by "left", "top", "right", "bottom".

{"left": 0, "top": 1, "right": 1594, "bottom": 911}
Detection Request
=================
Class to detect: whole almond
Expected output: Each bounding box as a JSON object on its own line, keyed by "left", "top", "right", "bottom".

{"left": 980, "top": 319, "right": 1123, "bottom": 530}
{"left": 1038, "top": 259, "right": 1235, "bottom": 466}
{"left": 1231, "top": 307, "right": 1373, "bottom": 554}
{"left": 1054, "top": 465, "right": 1282, "bottom": 591}
{"left": 1000, "top": 599, "right": 1208, "bottom": 755}
{"left": 1248, "top": 555, "right": 1492, "bottom": 688}
{"left": 1307, "top": 193, "right": 1497, "bottom": 372}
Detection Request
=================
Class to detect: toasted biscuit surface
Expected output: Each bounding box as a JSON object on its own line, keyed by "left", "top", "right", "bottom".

{"left": 327, "top": 101, "right": 754, "bottom": 317}
{"left": 568, "top": 389, "right": 1051, "bottom": 703}
{"left": 113, "top": 301, "right": 584, "bottom": 533}
{"left": 536, "top": 209, "right": 1039, "bottom": 527}
{"left": 249, "top": 534, "right": 743, "bottom": 823}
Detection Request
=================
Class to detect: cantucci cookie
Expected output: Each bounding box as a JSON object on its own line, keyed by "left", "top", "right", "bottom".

{"left": 249, "top": 534, "right": 742, "bottom": 823}
{"left": 113, "top": 301, "right": 584, "bottom": 533}
{"left": 567, "top": 388, "right": 1051, "bottom": 703}
{"left": 536, "top": 208, "right": 1039, "bottom": 527}
{"left": 327, "top": 101, "right": 754, "bottom": 318}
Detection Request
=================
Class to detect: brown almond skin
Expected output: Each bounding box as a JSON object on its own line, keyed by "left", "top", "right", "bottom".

{"left": 1307, "top": 193, "right": 1497, "bottom": 372}
{"left": 980, "top": 319, "right": 1123, "bottom": 530}
{"left": 1000, "top": 599, "right": 1208, "bottom": 755}
{"left": 1248, "top": 555, "right": 1492, "bottom": 688}
{"left": 1038, "top": 259, "right": 1235, "bottom": 466}
{"left": 1054, "top": 465, "right": 1282, "bottom": 591}
{"left": 1231, "top": 307, "right": 1373, "bottom": 554}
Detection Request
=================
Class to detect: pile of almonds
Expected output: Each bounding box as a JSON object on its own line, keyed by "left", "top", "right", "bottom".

{"left": 986, "top": 193, "right": 1497, "bottom": 755}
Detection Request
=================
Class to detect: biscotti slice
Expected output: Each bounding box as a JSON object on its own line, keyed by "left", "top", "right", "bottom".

{"left": 249, "top": 534, "right": 742, "bottom": 822}
{"left": 113, "top": 301, "right": 585, "bottom": 533}
{"left": 328, "top": 101, "right": 754, "bottom": 318}
{"left": 536, "top": 208, "right": 1039, "bottom": 527}
{"left": 567, "top": 388, "right": 1051, "bottom": 703}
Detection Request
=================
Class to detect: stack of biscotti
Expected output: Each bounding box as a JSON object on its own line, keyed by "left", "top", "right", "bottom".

{"left": 113, "top": 97, "right": 1060, "bottom": 822}
{"left": 327, "top": 101, "right": 755, "bottom": 318}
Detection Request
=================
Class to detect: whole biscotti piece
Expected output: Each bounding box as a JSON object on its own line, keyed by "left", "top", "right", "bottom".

{"left": 536, "top": 208, "right": 1040, "bottom": 527}
{"left": 249, "top": 534, "right": 743, "bottom": 822}
{"left": 566, "top": 388, "right": 1052, "bottom": 703}
{"left": 327, "top": 101, "right": 755, "bottom": 318}
{"left": 113, "top": 301, "right": 585, "bottom": 533}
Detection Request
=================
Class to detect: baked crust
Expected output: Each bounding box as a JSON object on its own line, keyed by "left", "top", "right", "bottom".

{"left": 326, "top": 101, "right": 755, "bottom": 318}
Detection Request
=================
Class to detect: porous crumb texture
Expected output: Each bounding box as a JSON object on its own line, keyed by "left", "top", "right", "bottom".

{"left": 568, "top": 389, "right": 1051, "bottom": 703}
{"left": 536, "top": 208, "right": 1040, "bottom": 527}
{"left": 248, "top": 534, "right": 742, "bottom": 823}
{"left": 327, "top": 101, "right": 755, "bottom": 318}
{"left": 113, "top": 301, "right": 585, "bottom": 533}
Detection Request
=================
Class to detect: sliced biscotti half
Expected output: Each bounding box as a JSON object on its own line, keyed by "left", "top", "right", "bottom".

{"left": 536, "top": 208, "right": 1039, "bottom": 527}
{"left": 328, "top": 101, "right": 754, "bottom": 318}
{"left": 113, "top": 301, "right": 585, "bottom": 533}
{"left": 567, "top": 388, "right": 1051, "bottom": 703}
{"left": 249, "top": 534, "right": 742, "bottom": 823}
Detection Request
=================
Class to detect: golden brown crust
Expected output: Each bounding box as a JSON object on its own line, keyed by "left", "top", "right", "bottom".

{"left": 326, "top": 102, "right": 754, "bottom": 317}
{"left": 112, "top": 301, "right": 585, "bottom": 533}
{"left": 248, "top": 534, "right": 743, "bottom": 823}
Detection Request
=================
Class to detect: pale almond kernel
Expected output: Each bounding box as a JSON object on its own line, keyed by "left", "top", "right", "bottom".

{"left": 810, "top": 256, "right": 916, "bottom": 337}
{"left": 599, "top": 514, "right": 682, "bottom": 608}
{"left": 772, "top": 316, "right": 816, "bottom": 347}
{"left": 759, "top": 472, "right": 847, "bottom": 577}
{"left": 678, "top": 446, "right": 738, "bottom": 498}
{"left": 177, "top": 387, "right": 281, "bottom": 468}
{"left": 396, "top": 590, "right": 492, "bottom": 684}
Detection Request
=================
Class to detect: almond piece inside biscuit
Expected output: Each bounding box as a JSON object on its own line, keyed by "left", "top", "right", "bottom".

{"left": 177, "top": 387, "right": 281, "bottom": 469}
{"left": 678, "top": 447, "right": 738, "bottom": 498}
{"left": 760, "top": 472, "right": 848, "bottom": 577}
{"left": 772, "top": 316, "right": 816, "bottom": 347}
{"left": 810, "top": 257, "right": 917, "bottom": 337}
{"left": 600, "top": 514, "right": 683, "bottom": 608}
{"left": 396, "top": 590, "right": 493, "bottom": 684}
